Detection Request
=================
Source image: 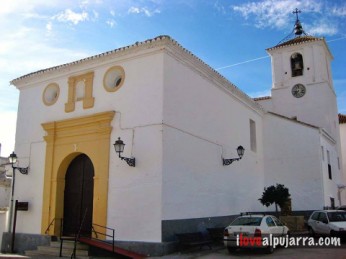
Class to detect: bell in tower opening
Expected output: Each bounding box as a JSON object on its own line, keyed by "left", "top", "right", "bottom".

{"left": 291, "top": 53, "right": 304, "bottom": 77}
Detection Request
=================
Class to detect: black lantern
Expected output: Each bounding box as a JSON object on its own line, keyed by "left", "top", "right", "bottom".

{"left": 114, "top": 137, "right": 125, "bottom": 154}
{"left": 8, "top": 152, "right": 29, "bottom": 175}
{"left": 113, "top": 137, "right": 136, "bottom": 167}
{"left": 9, "top": 152, "right": 17, "bottom": 164}
{"left": 223, "top": 146, "right": 245, "bottom": 166}
{"left": 237, "top": 146, "right": 245, "bottom": 158}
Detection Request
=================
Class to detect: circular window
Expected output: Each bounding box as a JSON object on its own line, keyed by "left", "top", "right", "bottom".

{"left": 42, "top": 83, "right": 60, "bottom": 106}
{"left": 103, "top": 66, "right": 125, "bottom": 92}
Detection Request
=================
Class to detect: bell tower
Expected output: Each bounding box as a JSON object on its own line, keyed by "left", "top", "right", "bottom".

{"left": 266, "top": 9, "right": 339, "bottom": 140}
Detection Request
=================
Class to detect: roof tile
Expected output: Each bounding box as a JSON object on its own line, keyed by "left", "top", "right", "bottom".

{"left": 339, "top": 114, "right": 346, "bottom": 124}
{"left": 267, "top": 36, "right": 323, "bottom": 51}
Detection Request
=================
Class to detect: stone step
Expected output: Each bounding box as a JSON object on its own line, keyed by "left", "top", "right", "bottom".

{"left": 50, "top": 240, "right": 89, "bottom": 249}
{"left": 25, "top": 249, "right": 90, "bottom": 259}
{"left": 37, "top": 245, "right": 89, "bottom": 256}
{"left": 25, "top": 240, "right": 90, "bottom": 259}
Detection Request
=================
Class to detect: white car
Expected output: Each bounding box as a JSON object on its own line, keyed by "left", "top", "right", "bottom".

{"left": 307, "top": 210, "right": 346, "bottom": 237}
{"left": 224, "top": 214, "right": 289, "bottom": 254}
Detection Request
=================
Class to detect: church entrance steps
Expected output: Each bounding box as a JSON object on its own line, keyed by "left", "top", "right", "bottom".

{"left": 24, "top": 240, "right": 90, "bottom": 259}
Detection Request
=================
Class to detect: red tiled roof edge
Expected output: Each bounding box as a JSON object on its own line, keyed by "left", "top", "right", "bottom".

{"left": 267, "top": 36, "right": 323, "bottom": 51}
{"left": 253, "top": 96, "right": 272, "bottom": 101}
{"left": 339, "top": 114, "right": 346, "bottom": 124}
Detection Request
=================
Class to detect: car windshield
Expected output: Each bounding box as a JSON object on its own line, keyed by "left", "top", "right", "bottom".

{"left": 230, "top": 217, "right": 262, "bottom": 226}
{"left": 327, "top": 212, "right": 346, "bottom": 222}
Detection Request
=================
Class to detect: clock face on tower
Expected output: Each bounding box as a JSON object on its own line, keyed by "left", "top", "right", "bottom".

{"left": 292, "top": 84, "right": 306, "bottom": 98}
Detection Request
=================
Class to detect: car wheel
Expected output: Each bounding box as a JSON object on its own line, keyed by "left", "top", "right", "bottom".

{"left": 227, "top": 247, "right": 237, "bottom": 253}
{"left": 308, "top": 227, "right": 315, "bottom": 237}
{"left": 265, "top": 245, "right": 274, "bottom": 254}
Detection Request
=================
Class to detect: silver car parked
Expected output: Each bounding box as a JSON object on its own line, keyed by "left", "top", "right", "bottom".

{"left": 307, "top": 210, "right": 346, "bottom": 238}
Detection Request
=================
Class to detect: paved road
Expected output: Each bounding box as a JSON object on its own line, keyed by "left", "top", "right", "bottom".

{"left": 154, "top": 243, "right": 346, "bottom": 259}
{"left": 188, "top": 246, "right": 346, "bottom": 259}
{"left": 1, "top": 244, "right": 346, "bottom": 259}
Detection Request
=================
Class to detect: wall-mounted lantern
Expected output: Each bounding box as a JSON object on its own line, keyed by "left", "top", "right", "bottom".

{"left": 222, "top": 146, "right": 245, "bottom": 166}
{"left": 113, "top": 137, "right": 136, "bottom": 167}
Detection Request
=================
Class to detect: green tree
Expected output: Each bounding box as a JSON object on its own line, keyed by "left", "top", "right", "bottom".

{"left": 259, "top": 184, "right": 290, "bottom": 214}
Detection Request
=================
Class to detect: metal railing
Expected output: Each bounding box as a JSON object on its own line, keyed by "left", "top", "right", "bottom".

{"left": 90, "top": 223, "right": 115, "bottom": 253}
{"left": 45, "top": 214, "right": 115, "bottom": 258}
{"left": 44, "top": 218, "right": 62, "bottom": 235}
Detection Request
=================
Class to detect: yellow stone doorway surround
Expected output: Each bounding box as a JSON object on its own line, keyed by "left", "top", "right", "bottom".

{"left": 41, "top": 111, "right": 115, "bottom": 236}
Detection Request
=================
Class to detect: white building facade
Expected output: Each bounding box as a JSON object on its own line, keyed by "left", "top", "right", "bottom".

{"left": 256, "top": 35, "right": 344, "bottom": 210}
{"left": 1, "top": 32, "right": 345, "bottom": 255}
{"left": 339, "top": 114, "right": 346, "bottom": 202}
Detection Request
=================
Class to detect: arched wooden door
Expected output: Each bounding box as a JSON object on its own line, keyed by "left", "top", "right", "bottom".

{"left": 63, "top": 154, "right": 94, "bottom": 236}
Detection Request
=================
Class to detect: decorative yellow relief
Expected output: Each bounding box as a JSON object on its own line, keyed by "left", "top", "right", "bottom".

{"left": 41, "top": 111, "right": 115, "bottom": 238}
{"left": 65, "top": 71, "right": 95, "bottom": 113}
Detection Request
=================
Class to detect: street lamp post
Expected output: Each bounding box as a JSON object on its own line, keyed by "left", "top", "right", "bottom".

{"left": 7, "top": 152, "right": 28, "bottom": 233}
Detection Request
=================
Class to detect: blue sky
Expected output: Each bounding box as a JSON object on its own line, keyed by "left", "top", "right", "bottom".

{"left": 0, "top": 0, "right": 345, "bottom": 156}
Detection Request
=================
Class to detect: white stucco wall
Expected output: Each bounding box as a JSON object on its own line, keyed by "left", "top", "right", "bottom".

{"left": 271, "top": 83, "right": 339, "bottom": 141}
{"left": 269, "top": 41, "right": 333, "bottom": 91}
{"left": 12, "top": 46, "right": 166, "bottom": 242}
{"left": 255, "top": 98, "right": 273, "bottom": 112}
{"left": 262, "top": 113, "right": 343, "bottom": 210}
{"left": 319, "top": 131, "right": 343, "bottom": 207}
{"left": 161, "top": 51, "right": 265, "bottom": 220}
{"left": 339, "top": 123, "right": 346, "bottom": 205}
{"left": 262, "top": 113, "right": 324, "bottom": 210}
{"left": 268, "top": 40, "right": 339, "bottom": 141}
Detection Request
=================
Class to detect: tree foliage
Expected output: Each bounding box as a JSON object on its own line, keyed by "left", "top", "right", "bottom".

{"left": 259, "top": 184, "right": 290, "bottom": 213}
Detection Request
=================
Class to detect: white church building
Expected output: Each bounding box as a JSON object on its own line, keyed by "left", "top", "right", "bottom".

{"left": 1, "top": 17, "right": 345, "bottom": 256}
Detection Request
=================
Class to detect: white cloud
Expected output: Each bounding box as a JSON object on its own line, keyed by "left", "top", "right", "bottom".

{"left": 232, "top": 0, "right": 322, "bottom": 29}
{"left": 0, "top": 0, "right": 71, "bottom": 21}
{"left": 54, "top": 9, "right": 89, "bottom": 25}
{"left": 214, "top": 0, "right": 226, "bottom": 14}
{"left": 46, "top": 21, "right": 53, "bottom": 32}
{"left": 106, "top": 19, "right": 116, "bottom": 28}
{"left": 332, "top": 5, "right": 346, "bottom": 17}
{"left": 128, "top": 6, "right": 160, "bottom": 17}
{"left": 128, "top": 7, "right": 140, "bottom": 14}
{"left": 0, "top": 1, "right": 45, "bottom": 15}
{"left": 307, "top": 22, "right": 338, "bottom": 36}
{"left": 0, "top": 2, "right": 94, "bottom": 157}
{"left": 231, "top": 0, "right": 346, "bottom": 37}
